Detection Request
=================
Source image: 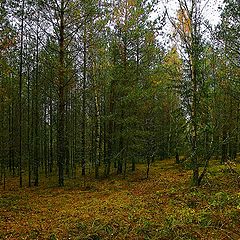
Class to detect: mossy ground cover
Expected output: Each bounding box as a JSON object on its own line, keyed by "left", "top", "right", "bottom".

{"left": 1, "top": 159, "right": 240, "bottom": 239}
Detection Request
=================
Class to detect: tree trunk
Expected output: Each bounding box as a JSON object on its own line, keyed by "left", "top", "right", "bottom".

{"left": 34, "top": 13, "right": 40, "bottom": 187}
{"left": 57, "top": 0, "right": 66, "bottom": 187}
{"left": 81, "top": 22, "right": 87, "bottom": 176}
{"left": 94, "top": 88, "right": 101, "bottom": 179}
{"left": 18, "top": 0, "right": 25, "bottom": 188}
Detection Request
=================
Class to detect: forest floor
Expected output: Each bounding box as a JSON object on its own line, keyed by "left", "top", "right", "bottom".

{"left": 1, "top": 159, "right": 240, "bottom": 240}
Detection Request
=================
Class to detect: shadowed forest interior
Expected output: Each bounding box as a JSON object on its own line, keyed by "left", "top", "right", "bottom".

{"left": 0, "top": 0, "right": 240, "bottom": 239}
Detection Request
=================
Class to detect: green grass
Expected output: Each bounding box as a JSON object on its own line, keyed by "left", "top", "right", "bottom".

{"left": 1, "top": 159, "right": 240, "bottom": 239}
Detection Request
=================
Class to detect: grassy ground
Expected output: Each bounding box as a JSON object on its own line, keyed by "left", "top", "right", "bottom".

{"left": 1, "top": 159, "right": 240, "bottom": 240}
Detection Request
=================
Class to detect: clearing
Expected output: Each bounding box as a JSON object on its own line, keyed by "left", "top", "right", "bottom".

{"left": 1, "top": 159, "right": 240, "bottom": 239}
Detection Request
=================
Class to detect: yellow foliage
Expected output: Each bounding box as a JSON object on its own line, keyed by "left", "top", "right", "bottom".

{"left": 128, "top": 0, "right": 136, "bottom": 6}
{"left": 177, "top": 9, "right": 191, "bottom": 34}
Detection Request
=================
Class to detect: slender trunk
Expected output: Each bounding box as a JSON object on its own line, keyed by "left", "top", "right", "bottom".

{"left": 72, "top": 91, "right": 77, "bottom": 178}
{"left": 191, "top": 49, "right": 199, "bottom": 185}
{"left": 81, "top": 23, "right": 87, "bottom": 176}
{"left": 234, "top": 103, "right": 240, "bottom": 159}
{"left": 27, "top": 66, "right": 31, "bottom": 187}
{"left": 106, "top": 83, "right": 114, "bottom": 176}
{"left": 190, "top": 9, "right": 200, "bottom": 186}
{"left": 49, "top": 88, "right": 53, "bottom": 173}
{"left": 3, "top": 164, "right": 6, "bottom": 191}
{"left": 8, "top": 75, "right": 13, "bottom": 175}
{"left": 94, "top": 88, "right": 101, "bottom": 179}
{"left": 175, "top": 152, "right": 180, "bottom": 164}
{"left": 34, "top": 13, "right": 40, "bottom": 186}
{"left": 58, "top": 88, "right": 65, "bottom": 186}
{"left": 18, "top": 0, "right": 25, "bottom": 188}
{"left": 221, "top": 127, "right": 228, "bottom": 164}
{"left": 57, "top": 0, "right": 65, "bottom": 187}
{"left": 44, "top": 102, "right": 48, "bottom": 177}
{"left": 103, "top": 91, "right": 107, "bottom": 176}
{"left": 146, "top": 156, "right": 151, "bottom": 179}
{"left": 65, "top": 100, "right": 69, "bottom": 177}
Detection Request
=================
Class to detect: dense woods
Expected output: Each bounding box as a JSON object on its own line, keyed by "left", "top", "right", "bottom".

{"left": 1, "top": 0, "right": 240, "bottom": 239}
{"left": 0, "top": 0, "right": 239, "bottom": 189}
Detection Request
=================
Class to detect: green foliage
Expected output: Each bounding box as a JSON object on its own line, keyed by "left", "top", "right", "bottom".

{"left": 217, "top": 0, "right": 240, "bottom": 62}
{"left": 209, "top": 191, "right": 232, "bottom": 209}
{"left": 49, "top": 233, "right": 57, "bottom": 240}
{"left": 0, "top": 2, "right": 240, "bottom": 240}
{"left": 0, "top": 195, "right": 21, "bottom": 210}
{"left": 198, "top": 210, "right": 212, "bottom": 227}
{"left": 161, "top": 208, "right": 198, "bottom": 239}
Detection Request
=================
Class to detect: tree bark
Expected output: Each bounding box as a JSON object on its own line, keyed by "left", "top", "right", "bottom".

{"left": 57, "top": 0, "right": 66, "bottom": 187}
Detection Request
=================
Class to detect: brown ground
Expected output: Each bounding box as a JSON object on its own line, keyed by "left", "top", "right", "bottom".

{"left": 1, "top": 159, "right": 240, "bottom": 239}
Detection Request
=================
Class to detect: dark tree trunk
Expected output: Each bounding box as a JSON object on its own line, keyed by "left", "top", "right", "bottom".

{"left": 18, "top": 0, "right": 25, "bottom": 188}
{"left": 57, "top": 0, "right": 66, "bottom": 187}
{"left": 34, "top": 13, "right": 40, "bottom": 187}
{"left": 175, "top": 152, "right": 180, "bottom": 164}
{"left": 81, "top": 22, "right": 87, "bottom": 177}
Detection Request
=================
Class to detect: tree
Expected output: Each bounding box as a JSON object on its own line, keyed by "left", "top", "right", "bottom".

{"left": 109, "top": 0, "right": 165, "bottom": 176}
{"left": 18, "top": 0, "right": 25, "bottom": 187}
{"left": 38, "top": 0, "right": 89, "bottom": 186}
{"left": 169, "top": 0, "right": 217, "bottom": 186}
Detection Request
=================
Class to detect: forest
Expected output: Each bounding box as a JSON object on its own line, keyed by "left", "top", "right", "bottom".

{"left": 0, "top": 0, "right": 240, "bottom": 239}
